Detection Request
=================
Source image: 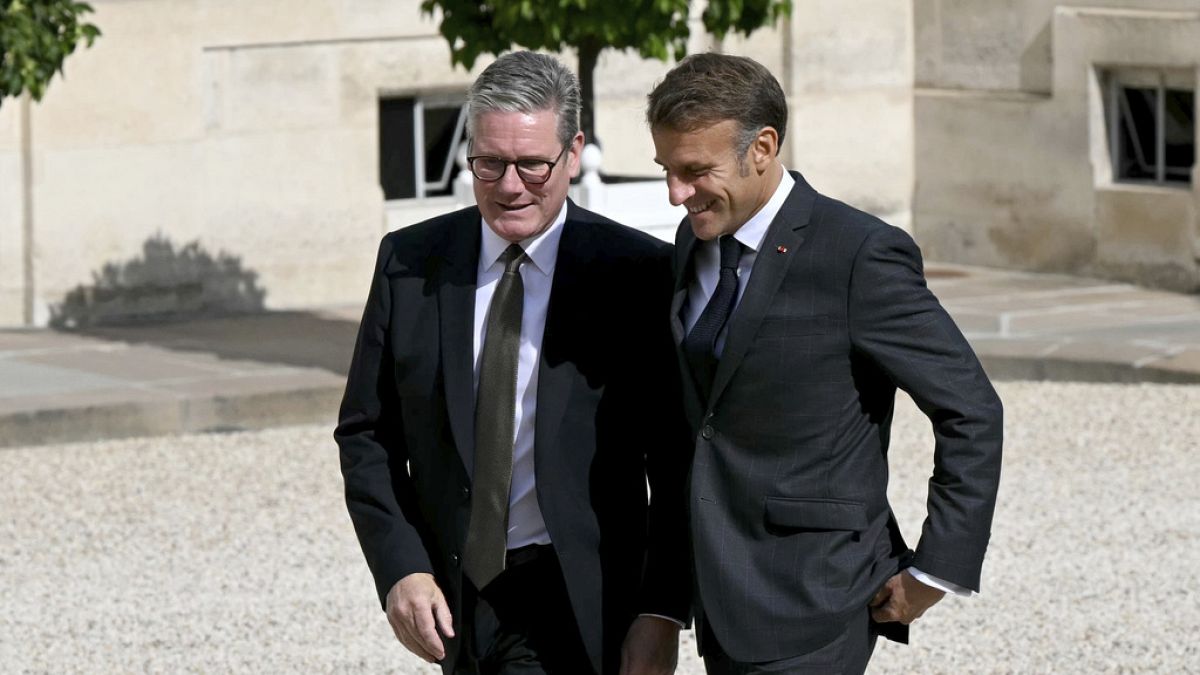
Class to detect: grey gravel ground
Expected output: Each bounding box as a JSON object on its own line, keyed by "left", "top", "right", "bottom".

{"left": 2, "top": 380, "right": 1198, "bottom": 674}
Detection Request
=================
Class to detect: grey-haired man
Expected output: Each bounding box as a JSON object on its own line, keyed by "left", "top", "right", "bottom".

{"left": 337, "top": 51, "right": 692, "bottom": 675}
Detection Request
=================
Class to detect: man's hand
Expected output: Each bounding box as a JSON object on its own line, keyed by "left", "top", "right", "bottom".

{"left": 870, "top": 569, "right": 945, "bottom": 625}
{"left": 619, "top": 615, "right": 680, "bottom": 675}
{"left": 385, "top": 573, "right": 455, "bottom": 663}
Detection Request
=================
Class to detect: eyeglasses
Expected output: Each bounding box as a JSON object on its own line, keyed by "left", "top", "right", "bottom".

{"left": 466, "top": 147, "right": 567, "bottom": 184}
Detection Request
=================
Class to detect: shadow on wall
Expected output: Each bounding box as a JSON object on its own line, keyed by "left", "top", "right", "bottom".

{"left": 49, "top": 235, "right": 266, "bottom": 329}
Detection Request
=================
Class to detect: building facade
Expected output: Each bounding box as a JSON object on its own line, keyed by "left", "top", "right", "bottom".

{"left": 914, "top": 1, "right": 1199, "bottom": 291}
{"left": 0, "top": 1, "right": 1194, "bottom": 328}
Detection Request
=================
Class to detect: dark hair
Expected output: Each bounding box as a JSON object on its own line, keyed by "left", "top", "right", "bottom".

{"left": 467, "top": 51, "right": 580, "bottom": 149}
{"left": 646, "top": 53, "right": 787, "bottom": 156}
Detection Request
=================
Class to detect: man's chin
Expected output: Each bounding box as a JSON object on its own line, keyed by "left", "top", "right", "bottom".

{"left": 489, "top": 215, "right": 549, "bottom": 243}
{"left": 688, "top": 216, "right": 727, "bottom": 242}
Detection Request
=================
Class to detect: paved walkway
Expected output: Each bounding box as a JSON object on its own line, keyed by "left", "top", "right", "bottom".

{"left": 2, "top": 264, "right": 1198, "bottom": 448}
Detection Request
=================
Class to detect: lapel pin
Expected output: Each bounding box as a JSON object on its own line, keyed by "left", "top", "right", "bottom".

{"left": 777, "top": 245, "right": 788, "bottom": 254}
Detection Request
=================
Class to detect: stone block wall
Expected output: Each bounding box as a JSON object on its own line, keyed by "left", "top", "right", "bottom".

{"left": 914, "top": 2, "right": 1200, "bottom": 291}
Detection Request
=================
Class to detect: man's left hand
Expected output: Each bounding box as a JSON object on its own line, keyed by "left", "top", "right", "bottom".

{"left": 869, "top": 569, "right": 945, "bottom": 625}
{"left": 619, "top": 615, "right": 680, "bottom": 675}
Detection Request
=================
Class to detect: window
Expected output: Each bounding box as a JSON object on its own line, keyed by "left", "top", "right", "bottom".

{"left": 379, "top": 96, "right": 467, "bottom": 200}
{"left": 1106, "top": 69, "right": 1195, "bottom": 186}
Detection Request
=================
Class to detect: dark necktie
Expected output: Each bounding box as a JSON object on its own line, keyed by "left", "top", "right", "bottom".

{"left": 463, "top": 243, "right": 526, "bottom": 589}
{"left": 683, "top": 235, "right": 743, "bottom": 401}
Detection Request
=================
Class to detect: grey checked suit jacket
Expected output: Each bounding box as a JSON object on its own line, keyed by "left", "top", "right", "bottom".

{"left": 672, "top": 172, "right": 1003, "bottom": 663}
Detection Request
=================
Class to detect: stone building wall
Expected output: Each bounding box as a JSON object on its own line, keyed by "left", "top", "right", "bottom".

{"left": 914, "top": 2, "right": 1200, "bottom": 291}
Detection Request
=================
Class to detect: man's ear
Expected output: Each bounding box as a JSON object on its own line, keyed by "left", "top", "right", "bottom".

{"left": 751, "top": 127, "right": 779, "bottom": 173}
{"left": 567, "top": 130, "right": 586, "bottom": 178}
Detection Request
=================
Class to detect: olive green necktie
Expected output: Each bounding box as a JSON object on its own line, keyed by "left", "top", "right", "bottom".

{"left": 463, "top": 243, "right": 526, "bottom": 589}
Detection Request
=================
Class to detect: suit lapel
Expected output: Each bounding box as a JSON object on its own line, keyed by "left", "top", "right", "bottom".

{"left": 708, "top": 173, "right": 817, "bottom": 406}
{"left": 533, "top": 206, "right": 584, "bottom": 463}
{"left": 437, "top": 212, "right": 482, "bottom": 476}
{"left": 670, "top": 225, "right": 707, "bottom": 424}
{"left": 670, "top": 229, "right": 696, "bottom": 347}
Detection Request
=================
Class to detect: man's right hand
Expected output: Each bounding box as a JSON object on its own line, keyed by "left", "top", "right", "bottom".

{"left": 385, "top": 573, "right": 455, "bottom": 663}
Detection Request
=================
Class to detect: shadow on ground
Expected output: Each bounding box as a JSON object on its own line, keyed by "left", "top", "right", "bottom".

{"left": 64, "top": 311, "right": 360, "bottom": 377}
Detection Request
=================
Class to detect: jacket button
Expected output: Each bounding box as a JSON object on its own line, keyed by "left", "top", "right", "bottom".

{"left": 450, "top": 553, "right": 460, "bottom": 566}
{"left": 700, "top": 425, "right": 714, "bottom": 440}
{"left": 460, "top": 485, "right": 471, "bottom": 500}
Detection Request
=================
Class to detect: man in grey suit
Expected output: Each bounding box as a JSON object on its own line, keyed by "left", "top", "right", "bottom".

{"left": 647, "top": 53, "right": 1003, "bottom": 673}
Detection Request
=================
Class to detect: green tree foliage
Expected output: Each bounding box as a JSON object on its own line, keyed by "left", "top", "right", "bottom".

{"left": 0, "top": 0, "right": 100, "bottom": 104}
{"left": 421, "top": 0, "right": 792, "bottom": 147}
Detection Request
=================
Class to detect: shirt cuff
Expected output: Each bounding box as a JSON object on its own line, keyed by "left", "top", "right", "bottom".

{"left": 637, "top": 613, "right": 685, "bottom": 628}
{"left": 906, "top": 566, "right": 974, "bottom": 597}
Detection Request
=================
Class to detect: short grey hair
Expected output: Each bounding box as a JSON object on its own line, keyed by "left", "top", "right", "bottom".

{"left": 466, "top": 51, "right": 581, "bottom": 150}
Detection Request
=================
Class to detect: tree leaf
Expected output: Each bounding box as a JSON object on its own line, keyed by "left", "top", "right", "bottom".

{"left": 0, "top": 0, "right": 100, "bottom": 102}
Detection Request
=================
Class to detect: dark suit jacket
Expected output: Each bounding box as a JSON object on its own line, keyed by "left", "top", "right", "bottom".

{"left": 336, "top": 201, "right": 691, "bottom": 675}
{"left": 673, "top": 173, "right": 1003, "bottom": 663}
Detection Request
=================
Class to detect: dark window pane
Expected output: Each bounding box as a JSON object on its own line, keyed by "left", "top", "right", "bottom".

{"left": 1163, "top": 88, "right": 1194, "bottom": 184}
{"left": 423, "top": 105, "right": 464, "bottom": 196}
{"left": 1116, "top": 86, "right": 1158, "bottom": 181}
{"left": 380, "top": 98, "right": 416, "bottom": 200}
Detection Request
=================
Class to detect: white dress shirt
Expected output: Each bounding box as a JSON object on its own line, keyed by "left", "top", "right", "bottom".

{"left": 684, "top": 167, "right": 970, "bottom": 598}
{"left": 474, "top": 202, "right": 567, "bottom": 550}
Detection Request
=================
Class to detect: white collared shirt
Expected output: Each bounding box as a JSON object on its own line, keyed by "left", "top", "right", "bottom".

{"left": 682, "top": 169, "right": 794, "bottom": 350}
{"left": 473, "top": 202, "right": 567, "bottom": 550}
{"left": 682, "top": 166, "right": 971, "bottom": 598}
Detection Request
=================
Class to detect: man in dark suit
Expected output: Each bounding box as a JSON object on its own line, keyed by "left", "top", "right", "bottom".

{"left": 646, "top": 53, "right": 1004, "bottom": 674}
{"left": 336, "top": 51, "right": 690, "bottom": 675}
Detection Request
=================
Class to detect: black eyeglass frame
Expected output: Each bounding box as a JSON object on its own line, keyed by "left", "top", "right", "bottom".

{"left": 466, "top": 146, "right": 568, "bottom": 184}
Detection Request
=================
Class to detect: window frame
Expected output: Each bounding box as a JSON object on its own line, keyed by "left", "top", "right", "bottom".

{"left": 1105, "top": 67, "right": 1195, "bottom": 187}
{"left": 379, "top": 92, "right": 468, "bottom": 202}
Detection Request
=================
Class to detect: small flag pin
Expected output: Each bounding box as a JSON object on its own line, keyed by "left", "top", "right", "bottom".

{"left": 777, "top": 245, "right": 788, "bottom": 254}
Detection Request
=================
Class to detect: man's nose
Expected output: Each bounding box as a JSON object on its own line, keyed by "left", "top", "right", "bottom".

{"left": 666, "top": 175, "right": 693, "bottom": 207}
{"left": 495, "top": 164, "right": 526, "bottom": 193}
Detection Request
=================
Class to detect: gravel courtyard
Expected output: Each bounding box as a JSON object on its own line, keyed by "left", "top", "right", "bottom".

{"left": 2, "top": 380, "right": 1197, "bottom": 674}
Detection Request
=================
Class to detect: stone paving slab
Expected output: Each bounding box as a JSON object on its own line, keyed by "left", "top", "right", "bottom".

{"left": 0, "top": 386, "right": 168, "bottom": 416}
{"left": 924, "top": 265, "right": 1200, "bottom": 383}
{"left": 18, "top": 346, "right": 236, "bottom": 382}
{"left": 1153, "top": 348, "right": 1200, "bottom": 375}
{"left": 1005, "top": 308, "right": 1200, "bottom": 336}
{"left": 0, "top": 358, "right": 129, "bottom": 399}
{"left": 0, "top": 265, "right": 1197, "bottom": 448}
{"left": 0, "top": 313, "right": 353, "bottom": 448}
{"left": 941, "top": 287, "right": 1147, "bottom": 312}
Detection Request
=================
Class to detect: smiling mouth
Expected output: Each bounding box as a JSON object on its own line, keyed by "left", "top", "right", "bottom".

{"left": 687, "top": 199, "right": 715, "bottom": 214}
{"left": 499, "top": 203, "right": 533, "bottom": 212}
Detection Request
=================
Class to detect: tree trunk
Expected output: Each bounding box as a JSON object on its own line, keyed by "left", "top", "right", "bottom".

{"left": 577, "top": 40, "right": 601, "bottom": 148}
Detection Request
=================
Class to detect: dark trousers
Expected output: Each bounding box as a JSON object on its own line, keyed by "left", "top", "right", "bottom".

{"left": 702, "top": 611, "right": 878, "bottom": 675}
{"left": 456, "top": 545, "right": 593, "bottom": 675}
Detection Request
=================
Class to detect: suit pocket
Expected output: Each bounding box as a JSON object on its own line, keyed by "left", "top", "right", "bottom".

{"left": 764, "top": 497, "right": 868, "bottom": 532}
{"left": 756, "top": 315, "right": 829, "bottom": 338}
{"left": 762, "top": 497, "right": 871, "bottom": 606}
